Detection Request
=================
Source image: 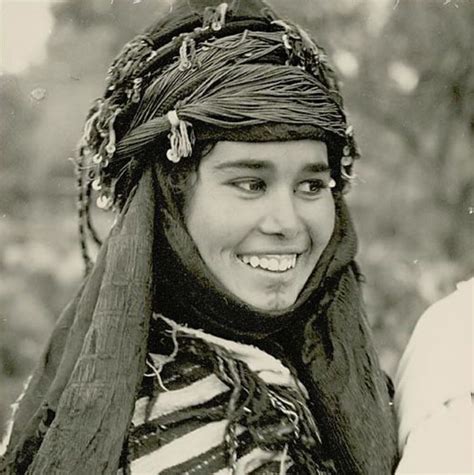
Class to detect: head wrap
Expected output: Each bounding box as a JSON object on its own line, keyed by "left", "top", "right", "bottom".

{"left": 73, "top": 0, "right": 358, "bottom": 269}
{"left": 0, "top": 1, "right": 398, "bottom": 473}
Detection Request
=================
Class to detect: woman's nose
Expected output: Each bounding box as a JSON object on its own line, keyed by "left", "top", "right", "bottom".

{"left": 258, "top": 190, "right": 302, "bottom": 239}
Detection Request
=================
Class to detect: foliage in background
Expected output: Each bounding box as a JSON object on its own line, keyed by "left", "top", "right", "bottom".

{"left": 0, "top": 0, "right": 472, "bottom": 439}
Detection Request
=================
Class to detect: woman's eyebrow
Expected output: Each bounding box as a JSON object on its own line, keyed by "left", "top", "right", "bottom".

{"left": 213, "top": 159, "right": 273, "bottom": 171}
{"left": 301, "top": 163, "right": 331, "bottom": 174}
{"left": 213, "top": 160, "right": 330, "bottom": 173}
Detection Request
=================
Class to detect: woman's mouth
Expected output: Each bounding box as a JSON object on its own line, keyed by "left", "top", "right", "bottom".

{"left": 237, "top": 254, "right": 298, "bottom": 272}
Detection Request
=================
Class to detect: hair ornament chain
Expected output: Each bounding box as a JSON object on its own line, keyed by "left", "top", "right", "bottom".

{"left": 339, "top": 123, "right": 359, "bottom": 186}
{"left": 178, "top": 36, "right": 198, "bottom": 71}
{"left": 203, "top": 2, "right": 229, "bottom": 31}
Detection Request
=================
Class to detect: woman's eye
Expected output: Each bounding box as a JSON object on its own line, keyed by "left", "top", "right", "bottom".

{"left": 231, "top": 179, "right": 266, "bottom": 193}
{"left": 297, "top": 179, "right": 327, "bottom": 196}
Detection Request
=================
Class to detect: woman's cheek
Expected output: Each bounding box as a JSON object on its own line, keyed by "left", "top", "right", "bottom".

{"left": 306, "top": 194, "right": 335, "bottom": 248}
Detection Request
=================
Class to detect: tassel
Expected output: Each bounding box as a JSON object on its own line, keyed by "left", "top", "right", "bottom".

{"left": 166, "top": 110, "right": 194, "bottom": 163}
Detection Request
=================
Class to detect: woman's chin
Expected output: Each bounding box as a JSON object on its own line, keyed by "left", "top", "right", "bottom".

{"left": 240, "top": 291, "right": 297, "bottom": 314}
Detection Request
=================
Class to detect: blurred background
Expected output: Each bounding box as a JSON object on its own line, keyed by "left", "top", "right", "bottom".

{"left": 0, "top": 0, "right": 472, "bottom": 441}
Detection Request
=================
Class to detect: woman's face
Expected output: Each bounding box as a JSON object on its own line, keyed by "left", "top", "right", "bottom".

{"left": 185, "top": 140, "right": 335, "bottom": 312}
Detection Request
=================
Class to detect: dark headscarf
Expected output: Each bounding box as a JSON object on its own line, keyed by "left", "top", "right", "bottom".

{"left": 0, "top": 1, "right": 398, "bottom": 473}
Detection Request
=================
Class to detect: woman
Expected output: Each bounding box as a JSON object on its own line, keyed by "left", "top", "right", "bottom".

{"left": 0, "top": 1, "right": 398, "bottom": 473}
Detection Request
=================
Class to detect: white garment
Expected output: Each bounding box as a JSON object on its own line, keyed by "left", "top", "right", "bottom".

{"left": 395, "top": 279, "right": 473, "bottom": 474}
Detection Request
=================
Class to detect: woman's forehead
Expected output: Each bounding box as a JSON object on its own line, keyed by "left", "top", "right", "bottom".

{"left": 201, "top": 140, "right": 329, "bottom": 171}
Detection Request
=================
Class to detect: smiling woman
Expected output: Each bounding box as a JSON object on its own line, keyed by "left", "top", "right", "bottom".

{"left": 0, "top": 1, "right": 398, "bottom": 474}
{"left": 186, "top": 140, "right": 335, "bottom": 311}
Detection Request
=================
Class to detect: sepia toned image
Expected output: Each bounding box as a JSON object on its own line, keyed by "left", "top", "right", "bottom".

{"left": 0, "top": 0, "right": 472, "bottom": 473}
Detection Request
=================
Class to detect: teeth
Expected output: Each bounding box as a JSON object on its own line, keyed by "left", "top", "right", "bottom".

{"left": 278, "top": 259, "right": 288, "bottom": 271}
{"left": 239, "top": 254, "right": 297, "bottom": 272}
{"left": 268, "top": 258, "right": 278, "bottom": 271}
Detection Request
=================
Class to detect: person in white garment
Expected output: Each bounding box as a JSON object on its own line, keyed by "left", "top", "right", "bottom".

{"left": 395, "top": 278, "right": 473, "bottom": 474}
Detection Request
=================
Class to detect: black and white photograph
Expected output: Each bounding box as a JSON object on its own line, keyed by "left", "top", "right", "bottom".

{"left": 0, "top": 0, "right": 472, "bottom": 473}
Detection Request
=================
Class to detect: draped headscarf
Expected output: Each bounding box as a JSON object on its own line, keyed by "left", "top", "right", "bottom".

{"left": 0, "top": 1, "right": 398, "bottom": 473}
